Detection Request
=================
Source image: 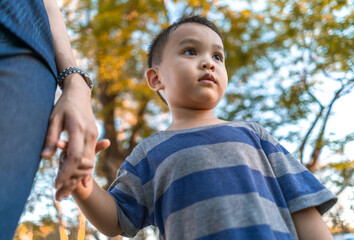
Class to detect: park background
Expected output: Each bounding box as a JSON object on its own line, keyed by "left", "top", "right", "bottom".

{"left": 14, "top": 0, "right": 353, "bottom": 239}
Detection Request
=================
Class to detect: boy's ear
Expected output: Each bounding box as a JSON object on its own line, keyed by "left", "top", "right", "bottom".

{"left": 145, "top": 68, "right": 164, "bottom": 91}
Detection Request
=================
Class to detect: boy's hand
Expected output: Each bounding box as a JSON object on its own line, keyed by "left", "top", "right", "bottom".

{"left": 55, "top": 139, "right": 111, "bottom": 201}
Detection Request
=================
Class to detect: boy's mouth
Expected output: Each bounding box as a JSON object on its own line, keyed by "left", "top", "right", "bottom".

{"left": 198, "top": 73, "right": 216, "bottom": 84}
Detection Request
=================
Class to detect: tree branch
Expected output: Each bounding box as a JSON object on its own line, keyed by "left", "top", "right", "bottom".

{"left": 298, "top": 70, "right": 324, "bottom": 163}
{"left": 128, "top": 98, "right": 149, "bottom": 152}
{"left": 298, "top": 106, "right": 324, "bottom": 163}
{"left": 306, "top": 84, "right": 345, "bottom": 171}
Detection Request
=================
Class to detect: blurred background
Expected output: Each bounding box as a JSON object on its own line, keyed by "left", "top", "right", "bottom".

{"left": 15, "top": 0, "right": 353, "bottom": 239}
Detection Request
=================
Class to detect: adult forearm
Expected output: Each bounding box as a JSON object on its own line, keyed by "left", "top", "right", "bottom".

{"left": 43, "top": 0, "right": 76, "bottom": 71}
{"left": 43, "top": 0, "right": 91, "bottom": 94}
{"left": 72, "top": 179, "right": 123, "bottom": 237}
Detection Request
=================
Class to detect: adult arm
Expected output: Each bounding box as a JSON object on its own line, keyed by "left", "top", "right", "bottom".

{"left": 291, "top": 207, "right": 333, "bottom": 240}
{"left": 41, "top": 0, "right": 98, "bottom": 198}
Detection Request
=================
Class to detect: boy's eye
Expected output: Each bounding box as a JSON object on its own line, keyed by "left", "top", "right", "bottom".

{"left": 184, "top": 49, "right": 197, "bottom": 56}
{"left": 213, "top": 53, "right": 223, "bottom": 62}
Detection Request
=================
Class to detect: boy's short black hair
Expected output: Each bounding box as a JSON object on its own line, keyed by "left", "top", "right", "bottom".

{"left": 147, "top": 15, "right": 223, "bottom": 105}
{"left": 148, "top": 15, "right": 222, "bottom": 68}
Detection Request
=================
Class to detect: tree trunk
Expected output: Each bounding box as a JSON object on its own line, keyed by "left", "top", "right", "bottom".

{"left": 54, "top": 201, "right": 69, "bottom": 240}
{"left": 98, "top": 85, "right": 126, "bottom": 187}
{"left": 77, "top": 209, "right": 86, "bottom": 240}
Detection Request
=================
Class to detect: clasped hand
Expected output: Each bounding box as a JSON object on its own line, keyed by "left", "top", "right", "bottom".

{"left": 41, "top": 76, "right": 99, "bottom": 201}
{"left": 56, "top": 139, "right": 111, "bottom": 201}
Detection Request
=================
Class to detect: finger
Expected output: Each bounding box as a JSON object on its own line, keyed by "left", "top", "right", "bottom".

{"left": 59, "top": 151, "right": 93, "bottom": 169}
{"left": 59, "top": 139, "right": 110, "bottom": 167}
{"left": 55, "top": 178, "right": 78, "bottom": 201}
{"left": 55, "top": 159, "right": 76, "bottom": 189}
{"left": 56, "top": 154, "right": 93, "bottom": 190}
{"left": 76, "top": 158, "right": 94, "bottom": 169}
{"left": 56, "top": 178, "right": 78, "bottom": 197}
{"left": 41, "top": 115, "right": 63, "bottom": 158}
{"left": 95, "top": 139, "right": 111, "bottom": 154}
{"left": 57, "top": 140, "right": 68, "bottom": 150}
{"left": 55, "top": 129, "right": 84, "bottom": 188}
{"left": 55, "top": 162, "right": 91, "bottom": 188}
{"left": 57, "top": 168, "right": 91, "bottom": 180}
{"left": 58, "top": 151, "right": 67, "bottom": 170}
{"left": 82, "top": 126, "right": 98, "bottom": 170}
{"left": 82, "top": 174, "right": 92, "bottom": 188}
{"left": 81, "top": 139, "right": 109, "bottom": 187}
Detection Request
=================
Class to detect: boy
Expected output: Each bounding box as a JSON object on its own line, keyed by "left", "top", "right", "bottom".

{"left": 56, "top": 16, "right": 337, "bottom": 240}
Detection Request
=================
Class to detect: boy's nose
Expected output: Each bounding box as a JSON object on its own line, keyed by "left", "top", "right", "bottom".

{"left": 200, "top": 60, "right": 215, "bottom": 72}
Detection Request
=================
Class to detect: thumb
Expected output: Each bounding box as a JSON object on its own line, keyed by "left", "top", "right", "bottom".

{"left": 95, "top": 139, "right": 111, "bottom": 154}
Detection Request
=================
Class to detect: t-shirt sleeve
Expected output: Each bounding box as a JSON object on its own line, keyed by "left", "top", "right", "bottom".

{"left": 252, "top": 122, "right": 337, "bottom": 215}
{"left": 107, "top": 147, "right": 150, "bottom": 237}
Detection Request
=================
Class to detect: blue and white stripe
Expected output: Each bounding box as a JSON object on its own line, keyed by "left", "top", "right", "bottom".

{"left": 108, "top": 121, "right": 337, "bottom": 239}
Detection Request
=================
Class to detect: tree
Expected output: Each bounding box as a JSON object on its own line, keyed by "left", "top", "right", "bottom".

{"left": 219, "top": 0, "right": 353, "bottom": 172}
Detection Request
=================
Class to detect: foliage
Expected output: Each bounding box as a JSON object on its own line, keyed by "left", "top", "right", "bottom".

{"left": 63, "top": 0, "right": 354, "bottom": 177}
{"left": 328, "top": 203, "right": 354, "bottom": 234}
{"left": 14, "top": 218, "right": 60, "bottom": 240}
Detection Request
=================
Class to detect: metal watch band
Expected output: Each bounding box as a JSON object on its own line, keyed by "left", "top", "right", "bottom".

{"left": 57, "top": 67, "right": 93, "bottom": 90}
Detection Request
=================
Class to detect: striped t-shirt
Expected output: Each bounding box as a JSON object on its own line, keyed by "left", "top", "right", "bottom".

{"left": 107, "top": 120, "right": 337, "bottom": 240}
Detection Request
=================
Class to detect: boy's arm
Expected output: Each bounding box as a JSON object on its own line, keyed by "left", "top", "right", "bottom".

{"left": 72, "top": 178, "right": 123, "bottom": 237}
{"left": 56, "top": 139, "right": 123, "bottom": 236}
{"left": 291, "top": 207, "right": 333, "bottom": 240}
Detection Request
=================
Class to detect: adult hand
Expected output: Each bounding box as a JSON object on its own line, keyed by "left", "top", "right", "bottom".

{"left": 41, "top": 74, "right": 98, "bottom": 192}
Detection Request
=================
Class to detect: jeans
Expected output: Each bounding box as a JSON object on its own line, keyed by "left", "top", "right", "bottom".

{"left": 0, "top": 25, "right": 56, "bottom": 240}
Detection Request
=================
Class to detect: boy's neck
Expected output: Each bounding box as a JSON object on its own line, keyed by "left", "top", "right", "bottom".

{"left": 167, "top": 107, "right": 227, "bottom": 131}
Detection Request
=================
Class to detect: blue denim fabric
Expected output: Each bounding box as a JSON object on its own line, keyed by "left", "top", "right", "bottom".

{"left": 0, "top": 0, "right": 57, "bottom": 77}
{"left": 0, "top": 27, "right": 56, "bottom": 240}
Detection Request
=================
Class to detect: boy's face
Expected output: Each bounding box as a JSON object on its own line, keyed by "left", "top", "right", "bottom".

{"left": 155, "top": 23, "right": 228, "bottom": 110}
